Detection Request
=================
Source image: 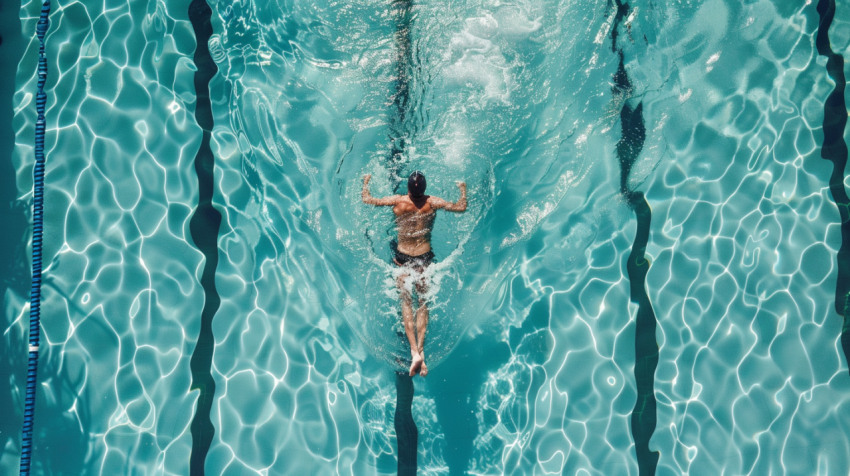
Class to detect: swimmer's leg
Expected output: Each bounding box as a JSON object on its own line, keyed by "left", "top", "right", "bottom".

{"left": 415, "top": 279, "right": 430, "bottom": 377}
{"left": 398, "top": 272, "right": 423, "bottom": 376}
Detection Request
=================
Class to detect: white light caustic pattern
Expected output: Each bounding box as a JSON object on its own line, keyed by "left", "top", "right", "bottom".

{"left": 1, "top": 0, "right": 849, "bottom": 475}
{"left": 640, "top": 1, "right": 850, "bottom": 474}
{"left": 3, "top": 0, "right": 203, "bottom": 474}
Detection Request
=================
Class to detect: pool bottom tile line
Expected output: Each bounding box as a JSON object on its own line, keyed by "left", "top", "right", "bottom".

{"left": 815, "top": 0, "right": 850, "bottom": 376}
{"left": 611, "top": 1, "right": 660, "bottom": 475}
{"left": 187, "top": 0, "right": 223, "bottom": 475}
{"left": 395, "top": 372, "right": 418, "bottom": 475}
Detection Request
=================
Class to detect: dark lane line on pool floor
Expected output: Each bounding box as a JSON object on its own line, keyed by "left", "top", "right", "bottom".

{"left": 388, "top": 0, "right": 421, "bottom": 473}
{"left": 187, "top": 1, "right": 222, "bottom": 474}
{"left": 395, "top": 374, "right": 418, "bottom": 476}
{"left": 815, "top": 0, "right": 850, "bottom": 375}
{"left": 389, "top": 0, "right": 415, "bottom": 191}
{"left": 611, "top": 2, "right": 659, "bottom": 475}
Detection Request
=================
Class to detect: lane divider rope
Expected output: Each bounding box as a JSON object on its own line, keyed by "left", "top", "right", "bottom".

{"left": 20, "top": 1, "right": 51, "bottom": 475}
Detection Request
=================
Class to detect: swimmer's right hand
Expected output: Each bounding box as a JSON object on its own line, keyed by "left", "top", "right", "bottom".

{"left": 363, "top": 174, "right": 372, "bottom": 184}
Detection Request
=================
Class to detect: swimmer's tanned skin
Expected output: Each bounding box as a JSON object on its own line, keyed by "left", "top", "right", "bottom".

{"left": 362, "top": 172, "right": 467, "bottom": 376}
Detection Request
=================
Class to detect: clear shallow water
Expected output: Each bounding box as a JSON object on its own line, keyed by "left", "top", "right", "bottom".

{"left": 1, "top": 0, "right": 849, "bottom": 475}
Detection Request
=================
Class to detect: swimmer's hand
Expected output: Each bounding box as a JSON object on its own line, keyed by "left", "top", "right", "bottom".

{"left": 363, "top": 174, "right": 372, "bottom": 184}
{"left": 456, "top": 182, "right": 467, "bottom": 203}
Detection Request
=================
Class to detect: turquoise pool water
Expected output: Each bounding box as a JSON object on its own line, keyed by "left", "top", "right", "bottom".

{"left": 2, "top": 0, "right": 850, "bottom": 474}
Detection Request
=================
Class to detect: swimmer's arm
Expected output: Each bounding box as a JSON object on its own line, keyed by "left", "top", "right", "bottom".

{"left": 361, "top": 174, "right": 401, "bottom": 206}
{"left": 431, "top": 182, "right": 467, "bottom": 212}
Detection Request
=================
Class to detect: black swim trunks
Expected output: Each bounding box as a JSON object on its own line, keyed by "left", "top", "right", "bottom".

{"left": 391, "top": 240, "right": 435, "bottom": 267}
{"left": 394, "top": 249, "right": 435, "bottom": 267}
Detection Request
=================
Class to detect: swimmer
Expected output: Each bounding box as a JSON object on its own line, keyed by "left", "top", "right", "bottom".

{"left": 362, "top": 171, "right": 468, "bottom": 376}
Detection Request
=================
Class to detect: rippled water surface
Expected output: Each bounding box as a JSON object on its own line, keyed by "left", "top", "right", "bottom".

{"left": 2, "top": 0, "right": 850, "bottom": 474}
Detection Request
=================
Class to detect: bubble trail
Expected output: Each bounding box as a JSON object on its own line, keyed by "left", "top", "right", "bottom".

{"left": 611, "top": 1, "right": 659, "bottom": 474}
{"left": 187, "top": 0, "right": 222, "bottom": 474}
{"left": 815, "top": 0, "right": 850, "bottom": 375}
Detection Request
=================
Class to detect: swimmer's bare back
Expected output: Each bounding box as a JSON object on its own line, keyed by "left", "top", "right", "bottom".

{"left": 362, "top": 174, "right": 467, "bottom": 256}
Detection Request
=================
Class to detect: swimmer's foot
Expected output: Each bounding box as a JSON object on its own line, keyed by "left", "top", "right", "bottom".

{"left": 420, "top": 358, "right": 428, "bottom": 377}
{"left": 409, "top": 352, "right": 423, "bottom": 377}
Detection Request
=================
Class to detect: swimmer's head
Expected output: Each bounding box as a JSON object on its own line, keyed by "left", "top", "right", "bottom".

{"left": 408, "top": 171, "right": 426, "bottom": 198}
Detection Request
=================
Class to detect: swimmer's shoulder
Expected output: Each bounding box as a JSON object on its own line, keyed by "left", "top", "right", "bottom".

{"left": 394, "top": 196, "right": 436, "bottom": 215}
{"left": 393, "top": 196, "right": 415, "bottom": 214}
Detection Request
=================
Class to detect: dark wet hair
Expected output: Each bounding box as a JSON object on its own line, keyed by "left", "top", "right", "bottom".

{"left": 407, "top": 171, "right": 426, "bottom": 197}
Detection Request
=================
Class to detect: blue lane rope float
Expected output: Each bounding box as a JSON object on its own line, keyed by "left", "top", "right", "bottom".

{"left": 20, "top": 1, "right": 51, "bottom": 475}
